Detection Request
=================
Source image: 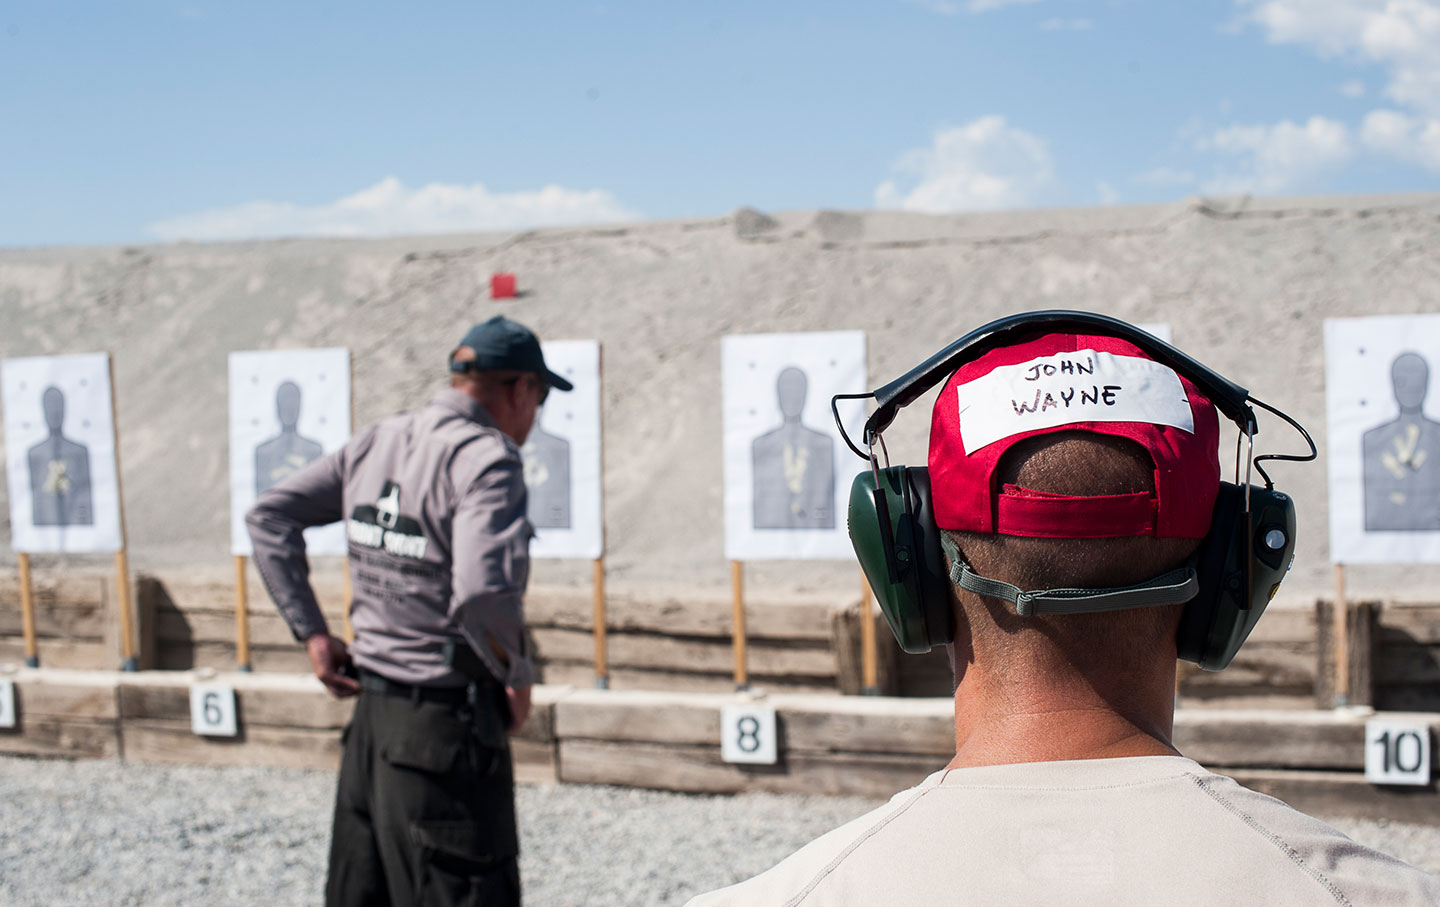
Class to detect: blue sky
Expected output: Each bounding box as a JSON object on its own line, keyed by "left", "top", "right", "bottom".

{"left": 3, "top": 0, "right": 1438, "bottom": 247}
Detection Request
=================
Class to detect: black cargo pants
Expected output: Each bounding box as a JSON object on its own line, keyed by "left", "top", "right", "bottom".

{"left": 326, "top": 672, "right": 519, "bottom": 907}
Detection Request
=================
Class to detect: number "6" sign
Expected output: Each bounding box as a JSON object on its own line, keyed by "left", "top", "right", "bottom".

{"left": 721, "top": 704, "right": 778, "bottom": 765}
{"left": 189, "top": 683, "right": 238, "bottom": 737}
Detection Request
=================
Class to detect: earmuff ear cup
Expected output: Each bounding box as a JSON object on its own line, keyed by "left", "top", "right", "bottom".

{"left": 847, "top": 466, "right": 955, "bottom": 654}
{"left": 1178, "top": 483, "right": 1298, "bottom": 670}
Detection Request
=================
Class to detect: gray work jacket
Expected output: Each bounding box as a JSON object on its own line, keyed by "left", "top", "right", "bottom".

{"left": 246, "top": 387, "right": 534, "bottom": 689}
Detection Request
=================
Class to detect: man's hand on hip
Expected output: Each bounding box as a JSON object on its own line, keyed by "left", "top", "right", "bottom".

{"left": 306, "top": 632, "right": 360, "bottom": 698}
{"left": 506, "top": 685, "right": 532, "bottom": 733}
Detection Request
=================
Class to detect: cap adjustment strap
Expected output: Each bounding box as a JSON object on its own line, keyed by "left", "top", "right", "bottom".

{"left": 939, "top": 534, "right": 1199, "bottom": 617}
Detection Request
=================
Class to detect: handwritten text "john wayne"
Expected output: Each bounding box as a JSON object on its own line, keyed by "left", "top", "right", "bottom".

{"left": 1012, "top": 355, "right": 1121, "bottom": 416}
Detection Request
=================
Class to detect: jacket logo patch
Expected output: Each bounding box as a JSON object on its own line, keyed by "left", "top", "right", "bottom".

{"left": 349, "top": 481, "right": 428, "bottom": 559}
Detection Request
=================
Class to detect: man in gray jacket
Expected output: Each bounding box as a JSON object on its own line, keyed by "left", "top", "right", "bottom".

{"left": 248, "top": 315, "right": 570, "bottom": 907}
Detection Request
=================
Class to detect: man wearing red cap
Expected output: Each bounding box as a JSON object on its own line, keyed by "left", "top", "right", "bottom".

{"left": 690, "top": 328, "right": 1438, "bottom": 905}
{"left": 249, "top": 315, "right": 571, "bottom": 907}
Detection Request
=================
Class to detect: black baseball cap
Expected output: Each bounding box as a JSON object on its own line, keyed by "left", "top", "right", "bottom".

{"left": 449, "top": 316, "right": 574, "bottom": 391}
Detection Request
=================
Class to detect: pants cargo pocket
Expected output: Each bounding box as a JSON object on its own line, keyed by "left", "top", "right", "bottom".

{"left": 411, "top": 821, "right": 520, "bottom": 907}
{"left": 380, "top": 708, "right": 469, "bottom": 775}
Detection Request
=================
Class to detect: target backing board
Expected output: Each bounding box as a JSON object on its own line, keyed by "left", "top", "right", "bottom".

{"left": 1326, "top": 315, "right": 1440, "bottom": 563}
{"left": 2, "top": 353, "right": 123, "bottom": 553}
{"left": 1135, "top": 323, "right": 1171, "bottom": 343}
{"left": 229, "top": 349, "right": 351, "bottom": 556}
{"left": 521, "top": 340, "right": 603, "bottom": 559}
{"left": 723, "top": 331, "right": 867, "bottom": 561}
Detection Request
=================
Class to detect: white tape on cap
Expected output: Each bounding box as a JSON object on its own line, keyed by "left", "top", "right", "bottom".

{"left": 954, "top": 350, "right": 1194, "bottom": 454}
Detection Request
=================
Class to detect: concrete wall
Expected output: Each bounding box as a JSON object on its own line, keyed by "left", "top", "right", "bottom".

{"left": 3, "top": 193, "right": 1440, "bottom": 603}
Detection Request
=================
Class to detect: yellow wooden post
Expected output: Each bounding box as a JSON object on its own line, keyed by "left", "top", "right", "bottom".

{"left": 110, "top": 356, "right": 138, "bottom": 672}
{"left": 115, "top": 550, "right": 137, "bottom": 671}
{"left": 593, "top": 558, "right": 609, "bottom": 689}
{"left": 18, "top": 553, "right": 38, "bottom": 668}
{"left": 731, "top": 560, "right": 748, "bottom": 690}
{"left": 860, "top": 570, "right": 879, "bottom": 695}
{"left": 235, "top": 555, "right": 252, "bottom": 671}
{"left": 1334, "top": 563, "right": 1349, "bottom": 707}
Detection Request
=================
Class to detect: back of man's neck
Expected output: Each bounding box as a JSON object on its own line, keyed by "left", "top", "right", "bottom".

{"left": 948, "top": 671, "right": 1179, "bottom": 769}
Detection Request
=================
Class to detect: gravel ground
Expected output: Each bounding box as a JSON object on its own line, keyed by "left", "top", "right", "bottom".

{"left": 1, "top": 755, "right": 1436, "bottom": 906}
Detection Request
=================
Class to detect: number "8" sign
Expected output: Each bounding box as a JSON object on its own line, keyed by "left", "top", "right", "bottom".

{"left": 736, "top": 716, "right": 762, "bottom": 753}
{"left": 721, "top": 704, "right": 777, "bottom": 765}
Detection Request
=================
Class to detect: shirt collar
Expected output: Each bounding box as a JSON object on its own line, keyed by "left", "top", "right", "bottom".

{"left": 430, "top": 386, "right": 497, "bottom": 427}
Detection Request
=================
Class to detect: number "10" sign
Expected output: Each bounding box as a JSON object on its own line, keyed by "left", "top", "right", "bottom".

{"left": 1365, "top": 720, "right": 1432, "bottom": 786}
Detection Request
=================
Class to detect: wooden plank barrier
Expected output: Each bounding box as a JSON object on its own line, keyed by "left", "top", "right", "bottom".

{"left": 12, "top": 567, "right": 1440, "bottom": 716}
{"left": 527, "top": 585, "right": 854, "bottom": 694}
{"left": 0, "top": 671, "right": 1435, "bottom": 818}
{"left": 1373, "top": 602, "right": 1440, "bottom": 712}
{"left": 0, "top": 669, "right": 561, "bottom": 782}
{"left": 0, "top": 669, "right": 121, "bottom": 760}
{"left": 136, "top": 568, "right": 349, "bottom": 674}
{"left": 554, "top": 689, "right": 954, "bottom": 799}
{"left": 0, "top": 572, "right": 114, "bottom": 670}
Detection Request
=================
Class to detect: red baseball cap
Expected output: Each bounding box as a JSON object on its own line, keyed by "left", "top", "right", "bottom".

{"left": 928, "top": 331, "right": 1220, "bottom": 539}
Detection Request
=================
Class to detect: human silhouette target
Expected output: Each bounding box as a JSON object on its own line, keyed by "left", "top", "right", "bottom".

{"left": 27, "top": 386, "right": 94, "bottom": 526}
{"left": 522, "top": 417, "right": 572, "bottom": 530}
{"left": 229, "top": 348, "right": 350, "bottom": 556}
{"left": 1362, "top": 353, "right": 1440, "bottom": 531}
{"left": 2, "top": 353, "right": 123, "bottom": 553}
{"left": 750, "top": 367, "right": 835, "bottom": 529}
{"left": 254, "top": 380, "right": 325, "bottom": 496}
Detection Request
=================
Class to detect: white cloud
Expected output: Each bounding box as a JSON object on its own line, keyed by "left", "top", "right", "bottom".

{"left": 1240, "top": 0, "right": 1440, "bottom": 114}
{"left": 1235, "top": 1, "right": 1440, "bottom": 172}
{"left": 1134, "top": 166, "right": 1197, "bottom": 186}
{"left": 1361, "top": 108, "right": 1440, "bottom": 166}
{"left": 1039, "top": 17, "right": 1092, "bottom": 30}
{"left": 1096, "top": 181, "right": 1121, "bottom": 204}
{"left": 875, "top": 117, "right": 1054, "bottom": 212}
{"left": 146, "top": 177, "right": 640, "bottom": 241}
{"left": 1197, "top": 116, "right": 1353, "bottom": 193}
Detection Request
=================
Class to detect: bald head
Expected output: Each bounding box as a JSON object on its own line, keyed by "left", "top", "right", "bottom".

{"left": 945, "top": 432, "right": 1202, "bottom": 674}
{"left": 951, "top": 431, "right": 1201, "bottom": 591}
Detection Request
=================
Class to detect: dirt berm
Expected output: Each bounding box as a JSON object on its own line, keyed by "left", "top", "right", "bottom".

{"left": 2, "top": 193, "right": 1439, "bottom": 602}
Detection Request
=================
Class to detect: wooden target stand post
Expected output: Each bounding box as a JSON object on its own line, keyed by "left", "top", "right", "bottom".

{"left": 111, "top": 357, "right": 140, "bottom": 671}
{"left": 590, "top": 350, "right": 610, "bottom": 689}
{"left": 1333, "top": 562, "right": 1351, "bottom": 708}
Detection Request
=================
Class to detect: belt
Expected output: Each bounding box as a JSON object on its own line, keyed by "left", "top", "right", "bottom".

{"left": 358, "top": 668, "right": 472, "bottom": 706}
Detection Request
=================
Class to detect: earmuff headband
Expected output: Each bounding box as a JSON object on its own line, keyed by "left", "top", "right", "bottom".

{"left": 863, "top": 310, "right": 1256, "bottom": 445}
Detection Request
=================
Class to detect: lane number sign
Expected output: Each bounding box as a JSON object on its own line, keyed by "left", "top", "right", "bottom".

{"left": 0, "top": 679, "right": 14, "bottom": 729}
{"left": 721, "top": 703, "right": 778, "bottom": 765}
{"left": 1365, "top": 720, "right": 1432, "bottom": 786}
{"left": 190, "top": 683, "right": 238, "bottom": 737}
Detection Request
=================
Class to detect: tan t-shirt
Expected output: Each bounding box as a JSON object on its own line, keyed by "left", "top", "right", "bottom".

{"left": 687, "top": 756, "right": 1439, "bottom": 906}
